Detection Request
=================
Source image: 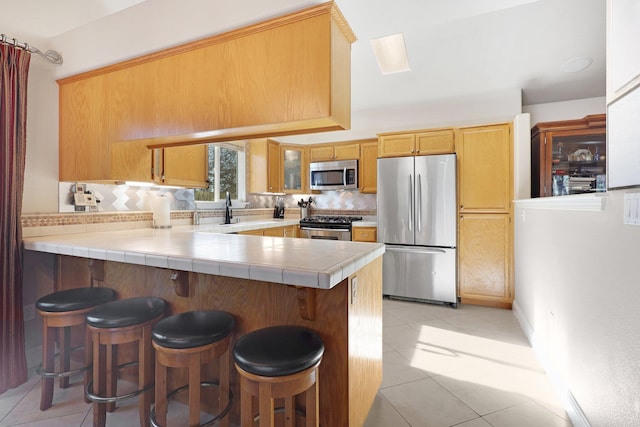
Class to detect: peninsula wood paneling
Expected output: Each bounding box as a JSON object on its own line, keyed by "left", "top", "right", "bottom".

{"left": 59, "top": 3, "right": 355, "bottom": 181}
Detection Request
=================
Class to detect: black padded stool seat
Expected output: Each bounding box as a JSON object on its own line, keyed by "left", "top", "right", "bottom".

{"left": 233, "top": 326, "right": 325, "bottom": 427}
{"left": 36, "top": 287, "right": 117, "bottom": 313}
{"left": 86, "top": 296, "right": 166, "bottom": 329}
{"left": 151, "top": 310, "right": 235, "bottom": 427}
{"left": 35, "top": 287, "right": 117, "bottom": 411}
{"left": 152, "top": 310, "right": 235, "bottom": 349}
{"left": 233, "top": 326, "right": 324, "bottom": 377}
{"left": 86, "top": 296, "right": 166, "bottom": 427}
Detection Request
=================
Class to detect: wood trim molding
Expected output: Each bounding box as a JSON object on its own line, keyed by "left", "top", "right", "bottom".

{"left": 531, "top": 114, "right": 606, "bottom": 133}
{"left": 170, "top": 270, "right": 190, "bottom": 297}
{"left": 296, "top": 287, "right": 317, "bottom": 321}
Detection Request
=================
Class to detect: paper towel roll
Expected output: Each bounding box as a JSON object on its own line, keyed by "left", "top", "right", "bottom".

{"left": 152, "top": 195, "right": 171, "bottom": 229}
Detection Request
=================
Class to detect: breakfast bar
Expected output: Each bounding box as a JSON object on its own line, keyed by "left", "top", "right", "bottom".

{"left": 23, "top": 226, "right": 384, "bottom": 426}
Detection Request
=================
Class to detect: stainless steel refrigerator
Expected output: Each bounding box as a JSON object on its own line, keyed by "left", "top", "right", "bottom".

{"left": 377, "top": 154, "right": 457, "bottom": 307}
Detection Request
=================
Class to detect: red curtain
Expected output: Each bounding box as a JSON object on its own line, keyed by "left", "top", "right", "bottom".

{"left": 0, "top": 44, "right": 30, "bottom": 394}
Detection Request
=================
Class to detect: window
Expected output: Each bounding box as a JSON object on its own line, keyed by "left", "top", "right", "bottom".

{"left": 195, "top": 142, "right": 246, "bottom": 201}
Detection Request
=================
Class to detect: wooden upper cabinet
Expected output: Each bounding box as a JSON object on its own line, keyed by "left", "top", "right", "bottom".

{"left": 58, "top": 3, "right": 355, "bottom": 182}
{"left": 280, "top": 144, "right": 307, "bottom": 194}
{"left": 378, "top": 133, "right": 415, "bottom": 157}
{"left": 309, "top": 142, "right": 360, "bottom": 161}
{"left": 160, "top": 145, "right": 209, "bottom": 188}
{"left": 378, "top": 128, "right": 455, "bottom": 158}
{"left": 457, "top": 124, "right": 512, "bottom": 212}
{"left": 359, "top": 141, "right": 378, "bottom": 193}
{"left": 248, "top": 139, "right": 280, "bottom": 193}
{"left": 309, "top": 145, "right": 335, "bottom": 162}
{"left": 333, "top": 143, "right": 360, "bottom": 160}
{"left": 416, "top": 129, "right": 455, "bottom": 155}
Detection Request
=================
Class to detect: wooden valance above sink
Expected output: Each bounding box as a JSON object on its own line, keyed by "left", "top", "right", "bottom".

{"left": 58, "top": 2, "right": 355, "bottom": 182}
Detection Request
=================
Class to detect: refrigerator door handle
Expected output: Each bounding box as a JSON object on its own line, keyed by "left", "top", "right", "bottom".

{"left": 385, "top": 245, "right": 448, "bottom": 255}
{"left": 408, "top": 174, "right": 413, "bottom": 231}
{"left": 417, "top": 173, "right": 422, "bottom": 232}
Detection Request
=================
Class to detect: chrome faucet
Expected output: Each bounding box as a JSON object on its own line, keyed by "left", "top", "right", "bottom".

{"left": 224, "top": 192, "right": 233, "bottom": 224}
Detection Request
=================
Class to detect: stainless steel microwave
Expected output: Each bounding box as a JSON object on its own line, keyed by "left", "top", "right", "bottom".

{"left": 309, "top": 159, "right": 358, "bottom": 191}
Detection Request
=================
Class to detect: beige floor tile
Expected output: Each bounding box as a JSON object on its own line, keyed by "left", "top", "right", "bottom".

{"left": 431, "top": 370, "right": 530, "bottom": 415}
{"left": 2, "top": 412, "right": 87, "bottom": 427}
{"left": 381, "top": 349, "right": 430, "bottom": 389}
{"left": 363, "top": 392, "right": 411, "bottom": 427}
{"left": 452, "top": 417, "right": 493, "bottom": 427}
{"left": 380, "top": 377, "right": 478, "bottom": 427}
{"left": 0, "top": 376, "right": 39, "bottom": 422}
{"left": 0, "top": 378, "right": 89, "bottom": 427}
{"left": 482, "top": 400, "right": 573, "bottom": 427}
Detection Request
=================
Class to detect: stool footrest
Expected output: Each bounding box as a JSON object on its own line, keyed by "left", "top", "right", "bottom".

{"left": 150, "top": 381, "right": 233, "bottom": 427}
{"left": 36, "top": 345, "right": 90, "bottom": 379}
{"left": 86, "top": 360, "right": 153, "bottom": 404}
{"left": 86, "top": 380, "right": 154, "bottom": 404}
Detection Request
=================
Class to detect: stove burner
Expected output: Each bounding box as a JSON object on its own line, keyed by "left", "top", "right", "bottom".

{"left": 299, "top": 215, "right": 363, "bottom": 230}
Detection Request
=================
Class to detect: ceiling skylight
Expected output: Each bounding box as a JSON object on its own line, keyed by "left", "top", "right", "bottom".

{"left": 370, "top": 33, "right": 411, "bottom": 75}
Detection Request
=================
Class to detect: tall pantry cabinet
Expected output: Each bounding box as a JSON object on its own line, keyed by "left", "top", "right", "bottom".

{"left": 457, "top": 123, "right": 513, "bottom": 308}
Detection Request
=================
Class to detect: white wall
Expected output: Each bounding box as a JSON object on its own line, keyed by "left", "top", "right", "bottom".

{"left": 523, "top": 97, "right": 606, "bottom": 126}
{"left": 22, "top": 60, "right": 59, "bottom": 213}
{"left": 514, "top": 192, "right": 640, "bottom": 426}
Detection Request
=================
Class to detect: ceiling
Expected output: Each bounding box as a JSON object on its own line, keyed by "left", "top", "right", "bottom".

{"left": 0, "top": 0, "right": 606, "bottom": 135}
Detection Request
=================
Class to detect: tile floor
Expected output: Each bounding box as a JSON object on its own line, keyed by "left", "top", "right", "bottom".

{"left": 364, "top": 299, "right": 572, "bottom": 427}
{"left": 0, "top": 300, "right": 572, "bottom": 427}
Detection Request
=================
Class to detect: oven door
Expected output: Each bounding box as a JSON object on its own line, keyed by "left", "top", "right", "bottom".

{"left": 300, "top": 227, "right": 351, "bottom": 241}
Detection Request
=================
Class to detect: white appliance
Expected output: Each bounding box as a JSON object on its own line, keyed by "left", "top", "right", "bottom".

{"left": 377, "top": 154, "right": 457, "bottom": 307}
{"left": 309, "top": 160, "right": 358, "bottom": 191}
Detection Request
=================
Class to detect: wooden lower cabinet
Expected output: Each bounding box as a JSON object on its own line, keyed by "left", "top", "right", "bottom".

{"left": 458, "top": 213, "right": 512, "bottom": 308}
{"left": 239, "top": 229, "right": 265, "bottom": 236}
{"left": 239, "top": 225, "right": 297, "bottom": 237}
{"left": 352, "top": 227, "right": 377, "bottom": 242}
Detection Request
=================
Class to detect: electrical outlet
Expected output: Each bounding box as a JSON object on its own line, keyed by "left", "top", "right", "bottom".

{"left": 351, "top": 276, "right": 358, "bottom": 304}
{"left": 23, "top": 304, "right": 35, "bottom": 321}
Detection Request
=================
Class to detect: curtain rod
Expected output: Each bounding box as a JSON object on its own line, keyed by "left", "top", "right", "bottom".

{"left": 0, "top": 33, "right": 63, "bottom": 65}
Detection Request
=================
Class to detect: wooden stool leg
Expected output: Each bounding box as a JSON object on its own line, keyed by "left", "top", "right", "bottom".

{"left": 155, "top": 353, "right": 168, "bottom": 427}
{"left": 219, "top": 347, "right": 230, "bottom": 427}
{"left": 105, "top": 344, "right": 116, "bottom": 413}
{"left": 240, "top": 376, "right": 253, "bottom": 427}
{"left": 93, "top": 333, "right": 107, "bottom": 427}
{"left": 139, "top": 326, "right": 153, "bottom": 427}
{"left": 189, "top": 353, "right": 201, "bottom": 427}
{"left": 305, "top": 375, "right": 318, "bottom": 427}
{"left": 59, "top": 326, "right": 71, "bottom": 389}
{"left": 40, "top": 322, "right": 55, "bottom": 411}
{"left": 258, "top": 382, "right": 274, "bottom": 427}
{"left": 284, "top": 396, "right": 295, "bottom": 427}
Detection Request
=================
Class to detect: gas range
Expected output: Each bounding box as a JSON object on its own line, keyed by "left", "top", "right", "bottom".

{"left": 299, "top": 215, "right": 363, "bottom": 230}
{"left": 299, "top": 215, "right": 363, "bottom": 241}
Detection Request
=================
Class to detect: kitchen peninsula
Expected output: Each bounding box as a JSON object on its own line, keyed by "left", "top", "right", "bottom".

{"left": 23, "top": 225, "right": 384, "bottom": 426}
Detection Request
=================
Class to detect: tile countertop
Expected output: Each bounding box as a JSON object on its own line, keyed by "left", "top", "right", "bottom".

{"left": 22, "top": 220, "right": 385, "bottom": 290}
{"left": 352, "top": 221, "right": 377, "bottom": 227}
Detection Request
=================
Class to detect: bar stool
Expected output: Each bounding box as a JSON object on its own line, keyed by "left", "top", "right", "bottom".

{"left": 85, "top": 296, "right": 166, "bottom": 427}
{"left": 150, "top": 310, "right": 235, "bottom": 427}
{"left": 233, "top": 326, "right": 325, "bottom": 427}
{"left": 35, "top": 287, "right": 117, "bottom": 411}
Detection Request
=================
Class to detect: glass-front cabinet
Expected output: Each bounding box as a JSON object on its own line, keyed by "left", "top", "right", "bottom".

{"left": 280, "top": 145, "right": 306, "bottom": 193}
{"left": 531, "top": 114, "right": 606, "bottom": 197}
